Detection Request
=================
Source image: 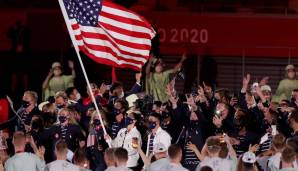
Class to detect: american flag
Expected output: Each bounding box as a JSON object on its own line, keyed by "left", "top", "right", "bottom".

{"left": 62, "top": 0, "right": 155, "bottom": 71}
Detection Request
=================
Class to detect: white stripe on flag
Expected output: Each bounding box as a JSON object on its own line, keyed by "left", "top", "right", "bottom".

{"left": 101, "top": 5, "right": 143, "bottom": 21}
{"left": 82, "top": 46, "right": 143, "bottom": 68}
{"left": 73, "top": 25, "right": 150, "bottom": 56}
{"left": 75, "top": 37, "right": 147, "bottom": 63}
{"left": 98, "top": 16, "right": 153, "bottom": 36}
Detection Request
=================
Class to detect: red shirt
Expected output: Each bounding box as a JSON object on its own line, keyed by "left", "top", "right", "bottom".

{"left": 0, "top": 99, "right": 9, "bottom": 123}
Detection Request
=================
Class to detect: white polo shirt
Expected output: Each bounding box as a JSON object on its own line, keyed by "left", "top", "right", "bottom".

{"left": 111, "top": 126, "right": 142, "bottom": 168}
{"left": 146, "top": 127, "right": 172, "bottom": 156}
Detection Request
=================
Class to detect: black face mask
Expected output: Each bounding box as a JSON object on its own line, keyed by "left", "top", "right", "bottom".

{"left": 31, "top": 121, "right": 39, "bottom": 130}
{"left": 190, "top": 120, "right": 199, "bottom": 126}
{"left": 58, "top": 116, "right": 67, "bottom": 124}
{"left": 93, "top": 119, "right": 101, "bottom": 126}
{"left": 22, "top": 100, "right": 30, "bottom": 108}
{"left": 56, "top": 104, "right": 65, "bottom": 109}
{"left": 148, "top": 121, "right": 157, "bottom": 130}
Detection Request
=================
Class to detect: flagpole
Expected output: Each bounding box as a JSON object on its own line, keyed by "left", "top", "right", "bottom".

{"left": 57, "top": 0, "right": 111, "bottom": 147}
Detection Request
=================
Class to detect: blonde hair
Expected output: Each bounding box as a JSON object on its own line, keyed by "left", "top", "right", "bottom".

{"left": 89, "top": 110, "right": 108, "bottom": 128}
{"left": 55, "top": 91, "right": 68, "bottom": 101}
{"left": 42, "top": 103, "right": 56, "bottom": 113}
{"left": 58, "top": 108, "right": 74, "bottom": 124}
{"left": 24, "top": 91, "right": 38, "bottom": 104}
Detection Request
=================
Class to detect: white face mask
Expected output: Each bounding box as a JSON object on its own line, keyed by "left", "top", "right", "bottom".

{"left": 118, "top": 91, "right": 124, "bottom": 98}
{"left": 75, "top": 93, "right": 81, "bottom": 101}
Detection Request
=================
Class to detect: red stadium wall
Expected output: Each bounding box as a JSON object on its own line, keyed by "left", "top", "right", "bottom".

{"left": 1, "top": 10, "right": 298, "bottom": 57}
{"left": 146, "top": 13, "right": 298, "bottom": 57}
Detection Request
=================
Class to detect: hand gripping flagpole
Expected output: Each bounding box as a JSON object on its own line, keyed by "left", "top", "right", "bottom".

{"left": 58, "top": 0, "right": 111, "bottom": 147}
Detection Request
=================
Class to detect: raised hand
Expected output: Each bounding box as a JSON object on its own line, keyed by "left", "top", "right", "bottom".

{"left": 135, "top": 73, "right": 142, "bottom": 84}
{"left": 242, "top": 74, "right": 251, "bottom": 89}
{"left": 68, "top": 60, "right": 74, "bottom": 70}
{"left": 48, "top": 69, "right": 54, "bottom": 77}
{"left": 213, "top": 115, "right": 223, "bottom": 128}
{"left": 185, "top": 94, "right": 195, "bottom": 106}
{"left": 197, "top": 86, "right": 204, "bottom": 96}
{"left": 186, "top": 142, "right": 199, "bottom": 153}
{"left": 36, "top": 146, "right": 45, "bottom": 159}
{"left": 255, "top": 85, "right": 262, "bottom": 95}
{"left": 249, "top": 144, "right": 259, "bottom": 153}
{"left": 166, "top": 79, "right": 175, "bottom": 97}
{"left": 181, "top": 52, "right": 187, "bottom": 61}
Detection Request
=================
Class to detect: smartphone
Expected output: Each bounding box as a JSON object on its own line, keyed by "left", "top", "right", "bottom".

{"left": 215, "top": 110, "right": 222, "bottom": 117}
{"left": 271, "top": 125, "right": 277, "bottom": 136}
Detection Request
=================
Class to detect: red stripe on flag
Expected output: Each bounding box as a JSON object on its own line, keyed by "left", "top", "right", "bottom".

{"left": 71, "top": 23, "right": 151, "bottom": 51}
{"left": 79, "top": 30, "right": 151, "bottom": 51}
{"left": 82, "top": 42, "right": 146, "bottom": 65}
{"left": 99, "top": 22, "right": 151, "bottom": 39}
{"left": 102, "top": 1, "right": 153, "bottom": 31}
{"left": 100, "top": 11, "right": 153, "bottom": 33}
{"left": 64, "top": 1, "right": 155, "bottom": 71}
{"left": 74, "top": 30, "right": 150, "bottom": 60}
{"left": 79, "top": 46, "right": 141, "bottom": 71}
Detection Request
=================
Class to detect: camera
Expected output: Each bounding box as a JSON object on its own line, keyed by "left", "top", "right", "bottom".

{"left": 134, "top": 95, "right": 154, "bottom": 115}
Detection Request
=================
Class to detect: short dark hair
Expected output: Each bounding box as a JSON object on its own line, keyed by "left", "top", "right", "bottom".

{"left": 286, "top": 137, "right": 298, "bottom": 154}
{"left": 168, "top": 144, "right": 182, "bottom": 160}
{"left": 73, "top": 148, "right": 88, "bottom": 165}
{"left": 280, "top": 99, "right": 290, "bottom": 105}
{"left": 219, "top": 142, "right": 228, "bottom": 159}
{"left": 282, "top": 147, "right": 296, "bottom": 163}
{"left": 104, "top": 148, "right": 116, "bottom": 162}
{"left": 149, "top": 112, "right": 161, "bottom": 122}
{"left": 115, "top": 99, "right": 129, "bottom": 110}
{"left": 153, "top": 101, "right": 162, "bottom": 108}
{"left": 114, "top": 147, "right": 128, "bottom": 163}
{"left": 200, "top": 166, "right": 213, "bottom": 171}
{"left": 110, "top": 82, "right": 122, "bottom": 93}
{"left": 65, "top": 87, "right": 76, "bottom": 98}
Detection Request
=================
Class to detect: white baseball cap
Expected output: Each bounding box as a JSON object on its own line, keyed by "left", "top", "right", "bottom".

{"left": 126, "top": 94, "right": 139, "bottom": 108}
{"left": 260, "top": 85, "right": 271, "bottom": 92}
{"left": 242, "top": 151, "right": 256, "bottom": 164}
{"left": 52, "top": 62, "right": 62, "bottom": 69}
{"left": 285, "top": 64, "right": 295, "bottom": 71}
{"left": 38, "top": 101, "right": 50, "bottom": 111}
